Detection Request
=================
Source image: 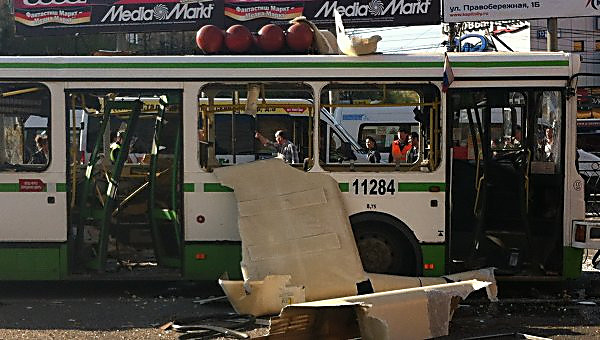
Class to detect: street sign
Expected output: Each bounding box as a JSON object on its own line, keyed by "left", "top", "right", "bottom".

{"left": 444, "top": 0, "right": 600, "bottom": 23}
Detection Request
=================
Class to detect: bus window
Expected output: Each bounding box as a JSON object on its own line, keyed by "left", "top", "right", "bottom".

{"left": 198, "top": 82, "right": 313, "bottom": 169}
{"left": 0, "top": 83, "right": 50, "bottom": 170}
{"left": 319, "top": 83, "right": 440, "bottom": 170}
{"left": 533, "top": 91, "right": 562, "bottom": 171}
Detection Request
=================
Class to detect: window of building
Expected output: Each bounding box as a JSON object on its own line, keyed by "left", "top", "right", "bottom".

{"left": 574, "top": 40, "right": 585, "bottom": 52}
{"left": 0, "top": 83, "right": 51, "bottom": 170}
{"left": 595, "top": 40, "right": 600, "bottom": 51}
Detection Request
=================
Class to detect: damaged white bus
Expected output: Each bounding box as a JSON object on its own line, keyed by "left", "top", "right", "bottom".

{"left": 0, "top": 52, "right": 596, "bottom": 281}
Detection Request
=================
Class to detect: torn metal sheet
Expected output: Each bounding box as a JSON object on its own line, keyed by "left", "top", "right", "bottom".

{"left": 214, "top": 159, "right": 367, "bottom": 302}
{"left": 219, "top": 275, "right": 305, "bottom": 317}
{"left": 366, "top": 268, "right": 498, "bottom": 302}
{"left": 262, "top": 280, "right": 490, "bottom": 340}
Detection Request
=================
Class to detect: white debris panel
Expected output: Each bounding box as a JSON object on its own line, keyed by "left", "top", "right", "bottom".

{"left": 262, "top": 280, "right": 491, "bottom": 340}
{"left": 214, "top": 158, "right": 368, "bottom": 303}
{"left": 215, "top": 159, "right": 496, "bottom": 321}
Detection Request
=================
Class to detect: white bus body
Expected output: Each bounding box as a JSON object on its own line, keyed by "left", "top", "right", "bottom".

{"left": 0, "top": 52, "right": 593, "bottom": 281}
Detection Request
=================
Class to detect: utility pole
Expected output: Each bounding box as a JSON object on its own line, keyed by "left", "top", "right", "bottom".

{"left": 447, "top": 23, "right": 458, "bottom": 52}
{"left": 547, "top": 17, "right": 558, "bottom": 52}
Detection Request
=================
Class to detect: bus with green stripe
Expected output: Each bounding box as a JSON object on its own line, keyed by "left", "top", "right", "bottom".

{"left": 0, "top": 52, "right": 596, "bottom": 281}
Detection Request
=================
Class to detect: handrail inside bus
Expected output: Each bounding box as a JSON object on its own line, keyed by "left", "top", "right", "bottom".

{"left": 1, "top": 87, "right": 39, "bottom": 97}
{"left": 321, "top": 102, "right": 436, "bottom": 108}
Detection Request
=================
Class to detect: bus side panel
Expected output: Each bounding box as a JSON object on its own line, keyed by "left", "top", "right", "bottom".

{"left": 182, "top": 183, "right": 243, "bottom": 280}
{"left": 0, "top": 244, "right": 67, "bottom": 280}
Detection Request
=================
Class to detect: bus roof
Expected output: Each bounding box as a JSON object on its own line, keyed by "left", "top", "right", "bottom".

{"left": 0, "top": 52, "right": 576, "bottom": 80}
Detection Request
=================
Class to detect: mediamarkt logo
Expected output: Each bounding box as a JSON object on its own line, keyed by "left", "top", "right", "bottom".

{"left": 315, "top": 0, "right": 432, "bottom": 17}
{"left": 101, "top": 3, "right": 213, "bottom": 22}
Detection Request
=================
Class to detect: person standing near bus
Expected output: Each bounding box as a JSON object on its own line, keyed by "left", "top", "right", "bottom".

{"left": 255, "top": 129, "right": 299, "bottom": 164}
{"left": 30, "top": 134, "right": 49, "bottom": 164}
{"left": 389, "top": 128, "right": 411, "bottom": 163}
{"left": 365, "top": 136, "right": 381, "bottom": 163}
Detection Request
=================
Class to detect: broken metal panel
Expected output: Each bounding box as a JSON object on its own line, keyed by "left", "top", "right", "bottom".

{"left": 262, "top": 280, "right": 490, "bottom": 340}
{"left": 365, "top": 267, "right": 498, "bottom": 302}
{"left": 219, "top": 275, "right": 305, "bottom": 317}
{"left": 214, "top": 159, "right": 367, "bottom": 302}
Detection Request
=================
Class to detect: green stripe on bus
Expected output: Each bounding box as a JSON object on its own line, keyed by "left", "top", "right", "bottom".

{"left": 398, "top": 182, "right": 446, "bottom": 192}
{"left": 183, "top": 183, "right": 195, "bottom": 192}
{"left": 0, "top": 245, "right": 65, "bottom": 280}
{"left": 421, "top": 244, "right": 445, "bottom": 277}
{"left": 204, "top": 183, "right": 233, "bottom": 192}
{"left": 453, "top": 60, "right": 568, "bottom": 68}
{"left": 563, "top": 247, "right": 583, "bottom": 279}
{"left": 0, "top": 60, "right": 568, "bottom": 70}
{"left": 338, "top": 183, "right": 349, "bottom": 192}
{"left": 183, "top": 243, "right": 242, "bottom": 280}
{"left": 56, "top": 183, "right": 67, "bottom": 192}
{"left": 0, "top": 183, "right": 19, "bottom": 192}
{"left": 0, "top": 62, "right": 443, "bottom": 69}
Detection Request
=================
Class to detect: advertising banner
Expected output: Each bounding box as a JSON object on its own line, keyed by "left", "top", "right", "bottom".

{"left": 15, "top": 0, "right": 441, "bottom": 36}
{"left": 14, "top": 0, "right": 223, "bottom": 36}
{"left": 444, "top": 0, "right": 600, "bottom": 23}
{"left": 224, "top": 0, "right": 440, "bottom": 31}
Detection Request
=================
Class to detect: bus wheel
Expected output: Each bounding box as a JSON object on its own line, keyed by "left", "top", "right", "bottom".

{"left": 353, "top": 224, "right": 417, "bottom": 276}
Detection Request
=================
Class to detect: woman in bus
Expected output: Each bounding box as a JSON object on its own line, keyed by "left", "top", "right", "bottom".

{"left": 30, "top": 134, "right": 49, "bottom": 165}
{"left": 365, "top": 136, "right": 381, "bottom": 163}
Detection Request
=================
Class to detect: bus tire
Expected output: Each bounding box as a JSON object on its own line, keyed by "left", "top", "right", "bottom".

{"left": 350, "top": 212, "right": 422, "bottom": 276}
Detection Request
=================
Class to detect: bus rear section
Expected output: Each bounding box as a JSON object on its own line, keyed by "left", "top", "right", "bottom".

{"left": 447, "top": 87, "right": 583, "bottom": 278}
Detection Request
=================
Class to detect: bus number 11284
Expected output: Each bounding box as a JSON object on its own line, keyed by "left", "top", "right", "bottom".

{"left": 352, "top": 179, "right": 395, "bottom": 195}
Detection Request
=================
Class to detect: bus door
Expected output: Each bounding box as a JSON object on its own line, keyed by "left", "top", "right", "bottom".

{"left": 67, "top": 90, "right": 183, "bottom": 275}
{"left": 449, "top": 88, "right": 565, "bottom": 276}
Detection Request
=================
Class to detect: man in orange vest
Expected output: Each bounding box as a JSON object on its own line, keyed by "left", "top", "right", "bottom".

{"left": 389, "top": 128, "right": 411, "bottom": 163}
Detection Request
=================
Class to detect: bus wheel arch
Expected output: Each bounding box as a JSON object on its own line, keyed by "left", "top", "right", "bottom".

{"left": 350, "top": 212, "right": 423, "bottom": 276}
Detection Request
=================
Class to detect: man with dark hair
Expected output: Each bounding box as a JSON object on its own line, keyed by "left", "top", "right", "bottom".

{"left": 389, "top": 128, "right": 411, "bottom": 163}
{"left": 408, "top": 132, "right": 419, "bottom": 163}
{"left": 255, "top": 129, "right": 299, "bottom": 164}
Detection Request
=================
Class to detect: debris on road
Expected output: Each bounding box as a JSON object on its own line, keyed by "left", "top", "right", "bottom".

{"left": 261, "top": 280, "right": 489, "bottom": 340}
{"left": 213, "top": 159, "right": 496, "bottom": 338}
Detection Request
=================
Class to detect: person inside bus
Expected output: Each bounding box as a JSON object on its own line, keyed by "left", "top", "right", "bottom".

{"left": 388, "top": 128, "right": 411, "bottom": 163}
{"left": 543, "top": 126, "right": 555, "bottom": 161}
{"left": 255, "top": 129, "right": 299, "bottom": 164}
{"left": 503, "top": 125, "right": 522, "bottom": 149}
{"left": 365, "top": 136, "right": 381, "bottom": 163}
{"left": 408, "top": 132, "right": 419, "bottom": 163}
{"left": 109, "top": 130, "right": 124, "bottom": 164}
{"left": 30, "top": 134, "right": 49, "bottom": 165}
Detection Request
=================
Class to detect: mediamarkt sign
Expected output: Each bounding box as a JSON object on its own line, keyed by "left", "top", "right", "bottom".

{"left": 225, "top": 0, "right": 440, "bottom": 31}
{"left": 100, "top": 3, "right": 214, "bottom": 23}
{"left": 14, "top": 0, "right": 223, "bottom": 35}
{"left": 314, "top": 0, "right": 434, "bottom": 17}
{"left": 14, "top": 0, "right": 440, "bottom": 36}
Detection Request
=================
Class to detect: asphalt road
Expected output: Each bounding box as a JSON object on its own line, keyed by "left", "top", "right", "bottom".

{"left": 0, "top": 257, "right": 599, "bottom": 339}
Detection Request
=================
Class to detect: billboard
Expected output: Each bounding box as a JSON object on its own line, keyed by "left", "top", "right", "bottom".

{"left": 14, "top": 0, "right": 223, "bottom": 36}
{"left": 444, "top": 0, "right": 600, "bottom": 23}
{"left": 224, "top": 0, "right": 441, "bottom": 31}
{"left": 14, "top": 0, "right": 441, "bottom": 36}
